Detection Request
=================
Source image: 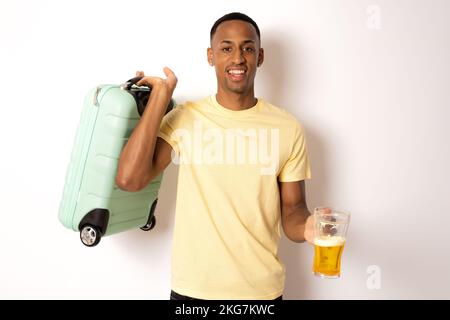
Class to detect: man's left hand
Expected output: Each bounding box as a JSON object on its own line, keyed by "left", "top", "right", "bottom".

{"left": 304, "top": 215, "right": 314, "bottom": 244}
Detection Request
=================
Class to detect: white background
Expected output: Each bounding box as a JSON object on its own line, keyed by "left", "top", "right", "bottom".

{"left": 1, "top": 0, "right": 449, "bottom": 299}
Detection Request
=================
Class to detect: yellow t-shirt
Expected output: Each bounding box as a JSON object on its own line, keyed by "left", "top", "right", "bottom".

{"left": 157, "top": 95, "right": 311, "bottom": 300}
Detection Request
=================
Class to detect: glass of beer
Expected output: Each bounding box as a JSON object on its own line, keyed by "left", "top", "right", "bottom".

{"left": 313, "top": 207, "right": 350, "bottom": 279}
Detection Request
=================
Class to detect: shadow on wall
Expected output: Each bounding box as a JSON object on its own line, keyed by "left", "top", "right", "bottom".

{"left": 261, "top": 34, "right": 333, "bottom": 299}
{"left": 257, "top": 34, "right": 289, "bottom": 106}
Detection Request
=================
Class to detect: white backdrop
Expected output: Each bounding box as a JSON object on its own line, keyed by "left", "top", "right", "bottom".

{"left": 1, "top": 0, "right": 449, "bottom": 299}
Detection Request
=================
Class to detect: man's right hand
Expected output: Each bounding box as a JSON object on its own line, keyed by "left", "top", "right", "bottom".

{"left": 135, "top": 67, "right": 178, "bottom": 98}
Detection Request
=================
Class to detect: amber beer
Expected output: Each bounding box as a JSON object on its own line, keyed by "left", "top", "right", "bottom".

{"left": 312, "top": 207, "right": 350, "bottom": 279}
{"left": 313, "top": 236, "right": 346, "bottom": 278}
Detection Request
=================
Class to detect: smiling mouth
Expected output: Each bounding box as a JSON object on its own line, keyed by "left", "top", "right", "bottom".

{"left": 227, "top": 69, "right": 247, "bottom": 81}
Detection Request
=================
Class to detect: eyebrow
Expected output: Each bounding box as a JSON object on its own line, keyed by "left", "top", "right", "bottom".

{"left": 220, "top": 40, "right": 256, "bottom": 45}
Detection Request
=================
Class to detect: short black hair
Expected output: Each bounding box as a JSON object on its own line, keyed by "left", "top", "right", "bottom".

{"left": 210, "top": 12, "right": 261, "bottom": 42}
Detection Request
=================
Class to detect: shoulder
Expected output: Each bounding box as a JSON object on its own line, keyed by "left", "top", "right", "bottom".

{"left": 167, "top": 97, "right": 208, "bottom": 114}
{"left": 162, "top": 98, "right": 209, "bottom": 127}
{"left": 260, "top": 99, "right": 305, "bottom": 132}
{"left": 163, "top": 100, "right": 193, "bottom": 118}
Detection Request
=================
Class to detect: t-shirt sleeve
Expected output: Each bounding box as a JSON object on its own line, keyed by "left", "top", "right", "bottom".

{"left": 278, "top": 122, "right": 312, "bottom": 182}
{"left": 157, "top": 106, "right": 184, "bottom": 156}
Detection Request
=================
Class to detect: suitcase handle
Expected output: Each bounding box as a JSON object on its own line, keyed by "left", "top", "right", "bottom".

{"left": 122, "top": 77, "right": 174, "bottom": 117}
{"left": 121, "top": 76, "right": 151, "bottom": 92}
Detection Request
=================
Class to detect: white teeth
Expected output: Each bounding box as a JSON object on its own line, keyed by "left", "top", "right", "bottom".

{"left": 228, "top": 70, "right": 245, "bottom": 75}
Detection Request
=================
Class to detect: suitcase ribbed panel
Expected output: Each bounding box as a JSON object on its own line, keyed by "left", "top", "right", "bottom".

{"left": 58, "top": 87, "right": 103, "bottom": 229}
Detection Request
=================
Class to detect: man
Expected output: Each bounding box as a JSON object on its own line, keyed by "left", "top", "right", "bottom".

{"left": 116, "top": 12, "right": 315, "bottom": 300}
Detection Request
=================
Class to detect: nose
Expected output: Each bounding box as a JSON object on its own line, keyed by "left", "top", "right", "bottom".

{"left": 232, "top": 49, "right": 245, "bottom": 64}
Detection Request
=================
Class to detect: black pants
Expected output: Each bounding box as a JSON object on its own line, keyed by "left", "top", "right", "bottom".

{"left": 170, "top": 290, "right": 283, "bottom": 300}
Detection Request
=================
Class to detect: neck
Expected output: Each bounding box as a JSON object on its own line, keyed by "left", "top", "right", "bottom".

{"left": 216, "top": 87, "right": 257, "bottom": 111}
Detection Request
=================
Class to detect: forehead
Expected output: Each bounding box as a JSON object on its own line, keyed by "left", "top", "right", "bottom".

{"left": 212, "top": 20, "right": 259, "bottom": 44}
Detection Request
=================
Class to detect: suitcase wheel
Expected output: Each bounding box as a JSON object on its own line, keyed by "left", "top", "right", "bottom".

{"left": 80, "top": 224, "right": 101, "bottom": 247}
{"left": 140, "top": 215, "right": 156, "bottom": 231}
{"left": 141, "top": 199, "right": 158, "bottom": 231}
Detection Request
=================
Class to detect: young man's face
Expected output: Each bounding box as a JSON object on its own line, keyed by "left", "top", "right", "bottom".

{"left": 208, "top": 20, "right": 264, "bottom": 95}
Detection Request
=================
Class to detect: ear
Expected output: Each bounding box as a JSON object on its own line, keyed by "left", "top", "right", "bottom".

{"left": 207, "top": 47, "right": 214, "bottom": 66}
{"left": 257, "top": 48, "right": 264, "bottom": 67}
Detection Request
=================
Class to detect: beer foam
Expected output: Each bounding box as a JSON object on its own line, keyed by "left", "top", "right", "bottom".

{"left": 314, "top": 236, "right": 346, "bottom": 247}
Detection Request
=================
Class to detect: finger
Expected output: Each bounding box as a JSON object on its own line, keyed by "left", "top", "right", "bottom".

{"left": 163, "top": 66, "right": 176, "bottom": 78}
{"left": 136, "top": 76, "right": 164, "bottom": 87}
{"left": 136, "top": 70, "right": 144, "bottom": 77}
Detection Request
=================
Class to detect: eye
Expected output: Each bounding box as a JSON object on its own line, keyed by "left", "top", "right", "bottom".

{"left": 243, "top": 47, "right": 255, "bottom": 53}
{"left": 221, "top": 47, "right": 232, "bottom": 53}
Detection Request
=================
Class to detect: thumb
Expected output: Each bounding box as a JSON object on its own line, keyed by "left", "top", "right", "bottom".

{"left": 315, "top": 207, "right": 332, "bottom": 214}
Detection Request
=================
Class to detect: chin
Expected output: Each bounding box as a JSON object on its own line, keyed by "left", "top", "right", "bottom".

{"left": 226, "top": 83, "right": 248, "bottom": 94}
{"left": 229, "top": 87, "right": 246, "bottom": 94}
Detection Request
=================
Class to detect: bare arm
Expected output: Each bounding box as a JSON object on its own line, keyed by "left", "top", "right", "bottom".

{"left": 279, "top": 180, "right": 314, "bottom": 244}
{"left": 115, "top": 68, "right": 177, "bottom": 192}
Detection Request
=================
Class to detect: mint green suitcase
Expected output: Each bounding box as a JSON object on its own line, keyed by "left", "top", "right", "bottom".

{"left": 58, "top": 77, "right": 174, "bottom": 247}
